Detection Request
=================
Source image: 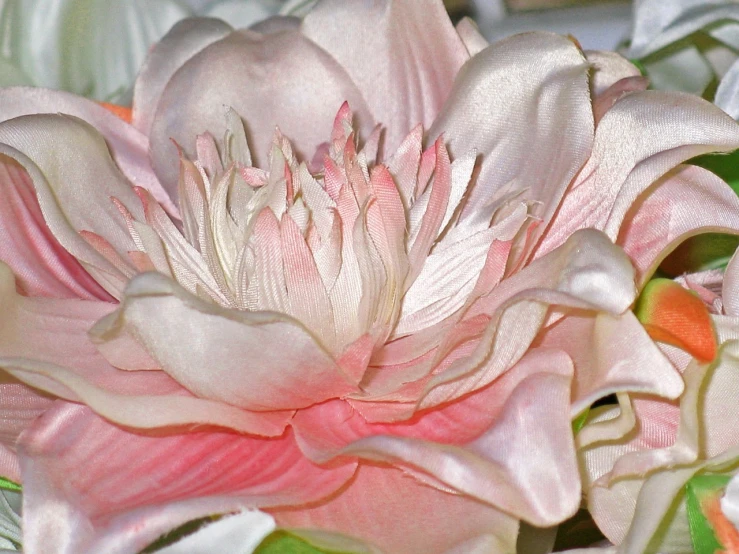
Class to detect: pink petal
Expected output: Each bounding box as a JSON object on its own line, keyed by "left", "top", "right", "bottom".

{"left": 585, "top": 50, "right": 642, "bottom": 97}
{"left": 132, "top": 18, "right": 232, "bottom": 138}
{"left": 422, "top": 229, "right": 635, "bottom": 409}
{"left": 0, "top": 157, "right": 110, "bottom": 300}
{"left": 0, "top": 382, "right": 53, "bottom": 483}
{"left": 292, "top": 349, "right": 578, "bottom": 527}
{"left": 302, "top": 0, "right": 469, "bottom": 156}
{"left": 19, "top": 403, "right": 356, "bottom": 554}
{"left": 619, "top": 164, "right": 739, "bottom": 287}
{"left": 272, "top": 464, "right": 518, "bottom": 554}
{"left": 0, "top": 263, "right": 288, "bottom": 436}
{"left": 537, "top": 311, "right": 684, "bottom": 416}
{"left": 428, "top": 32, "right": 593, "bottom": 235}
{"left": 0, "top": 114, "right": 148, "bottom": 297}
{"left": 149, "top": 28, "right": 374, "bottom": 198}
{"left": 537, "top": 90, "right": 739, "bottom": 258}
{"left": 0, "top": 87, "right": 175, "bottom": 216}
{"left": 96, "top": 271, "right": 358, "bottom": 411}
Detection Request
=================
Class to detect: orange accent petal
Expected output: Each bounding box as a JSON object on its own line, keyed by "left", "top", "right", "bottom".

{"left": 636, "top": 279, "right": 717, "bottom": 363}
{"left": 97, "top": 102, "right": 133, "bottom": 124}
{"left": 701, "top": 494, "right": 739, "bottom": 553}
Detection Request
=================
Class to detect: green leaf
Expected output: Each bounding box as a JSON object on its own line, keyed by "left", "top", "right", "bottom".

{"left": 255, "top": 531, "right": 332, "bottom": 554}
{"left": 685, "top": 473, "right": 732, "bottom": 554}
{"left": 0, "top": 478, "right": 20, "bottom": 493}
{"left": 572, "top": 407, "right": 590, "bottom": 434}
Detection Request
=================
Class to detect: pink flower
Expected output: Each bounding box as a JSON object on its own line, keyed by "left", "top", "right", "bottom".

{"left": 1, "top": 2, "right": 739, "bottom": 553}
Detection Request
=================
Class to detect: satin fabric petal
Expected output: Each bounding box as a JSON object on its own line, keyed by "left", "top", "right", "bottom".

{"left": 537, "top": 90, "right": 739, "bottom": 258}
{"left": 18, "top": 403, "right": 356, "bottom": 554}
{"left": 132, "top": 17, "right": 232, "bottom": 138}
{"left": 94, "top": 271, "right": 358, "bottom": 411}
{"left": 0, "top": 380, "right": 53, "bottom": 483}
{"left": 272, "top": 464, "right": 519, "bottom": 554}
{"left": 292, "top": 349, "right": 579, "bottom": 528}
{"left": 428, "top": 32, "right": 593, "bottom": 233}
{"left": 0, "top": 157, "right": 110, "bottom": 300}
{"left": 0, "top": 87, "right": 175, "bottom": 215}
{"left": 536, "top": 311, "right": 683, "bottom": 417}
{"left": 0, "top": 115, "right": 149, "bottom": 297}
{"left": 301, "top": 0, "right": 469, "bottom": 156}
{"left": 149, "top": 28, "right": 373, "bottom": 198}
{"left": 0, "top": 262, "right": 289, "bottom": 436}
{"left": 618, "top": 164, "right": 739, "bottom": 287}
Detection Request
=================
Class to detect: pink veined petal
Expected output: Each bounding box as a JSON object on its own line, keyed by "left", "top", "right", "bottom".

{"left": 619, "top": 164, "right": 739, "bottom": 288}
{"left": 0, "top": 87, "right": 176, "bottom": 217}
{"left": 0, "top": 114, "right": 147, "bottom": 298}
{"left": 537, "top": 311, "right": 684, "bottom": 416}
{"left": 0, "top": 156, "right": 111, "bottom": 300}
{"left": 19, "top": 403, "right": 356, "bottom": 554}
{"left": 292, "top": 349, "right": 578, "bottom": 528}
{"left": 132, "top": 17, "right": 233, "bottom": 138}
{"left": 95, "top": 271, "right": 359, "bottom": 411}
{"left": 591, "top": 76, "right": 649, "bottom": 125}
{"left": 537, "top": 90, "right": 739, "bottom": 258}
{"left": 0, "top": 262, "right": 289, "bottom": 436}
{"left": 301, "top": 0, "right": 469, "bottom": 157}
{"left": 0, "top": 381, "right": 53, "bottom": 483}
{"left": 428, "top": 32, "right": 593, "bottom": 237}
{"left": 149, "top": 28, "right": 374, "bottom": 199}
{"left": 272, "top": 464, "right": 519, "bottom": 554}
{"left": 419, "top": 229, "right": 635, "bottom": 410}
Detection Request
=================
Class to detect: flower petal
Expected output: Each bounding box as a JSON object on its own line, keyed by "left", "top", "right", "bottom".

{"left": 537, "top": 90, "right": 739, "bottom": 257}
{"left": 428, "top": 32, "right": 593, "bottom": 234}
{"left": 293, "top": 349, "right": 578, "bottom": 527}
{"left": 0, "top": 114, "right": 150, "bottom": 297}
{"left": 95, "top": 271, "right": 358, "bottom": 411}
{"left": 19, "top": 403, "right": 356, "bottom": 554}
{"left": 618, "top": 164, "right": 739, "bottom": 287}
{"left": 132, "top": 17, "right": 232, "bottom": 138}
{"left": 0, "top": 87, "right": 175, "bottom": 215}
{"left": 149, "top": 28, "right": 373, "bottom": 198}
{"left": 272, "top": 464, "right": 518, "bottom": 554}
{"left": 0, "top": 157, "right": 110, "bottom": 300}
{"left": 301, "top": 0, "right": 468, "bottom": 155}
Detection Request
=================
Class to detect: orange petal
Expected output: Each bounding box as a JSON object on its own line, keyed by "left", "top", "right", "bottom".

{"left": 635, "top": 278, "right": 717, "bottom": 363}
{"left": 97, "top": 102, "right": 132, "bottom": 124}
{"left": 701, "top": 494, "right": 739, "bottom": 553}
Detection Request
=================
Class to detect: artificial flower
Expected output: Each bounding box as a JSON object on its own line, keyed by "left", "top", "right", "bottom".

{"left": 1, "top": 1, "right": 739, "bottom": 552}
{"left": 578, "top": 264, "right": 739, "bottom": 552}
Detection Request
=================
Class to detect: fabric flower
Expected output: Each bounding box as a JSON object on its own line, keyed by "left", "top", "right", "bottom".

{"left": 1, "top": 1, "right": 739, "bottom": 553}
{"left": 578, "top": 262, "right": 739, "bottom": 552}
{"left": 0, "top": 0, "right": 291, "bottom": 102}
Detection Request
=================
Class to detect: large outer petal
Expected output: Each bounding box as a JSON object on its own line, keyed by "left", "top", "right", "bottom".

{"left": 618, "top": 164, "right": 739, "bottom": 287}
{"left": 132, "top": 17, "right": 232, "bottom": 137}
{"left": 537, "top": 90, "right": 739, "bottom": 258}
{"left": 428, "top": 32, "right": 593, "bottom": 232}
{"left": 0, "top": 87, "right": 174, "bottom": 214}
{"left": 272, "top": 464, "right": 519, "bottom": 554}
{"left": 292, "top": 349, "right": 579, "bottom": 528}
{"left": 19, "top": 403, "right": 356, "bottom": 554}
{"left": 0, "top": 156, "right": 110, "bottom": 300}
{"left": 149, "top": 28, "right": 374, "bottom": 197}
{"left": 0, "top": 262, "right": 289, "bottom": 437}
{"left": 537, "top": 311, "right": 683, "bottom": 416}
{"left": 301, "top": 0, "right": 469, "bottom": 156}
{"left": 0, "top": 114, "right": 147, "bottom": 297}
{"left": 94, "top": 271, "right": 358, "bottom": 411}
